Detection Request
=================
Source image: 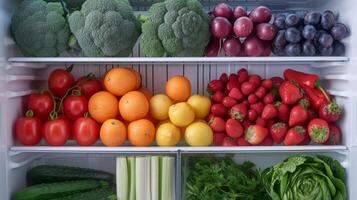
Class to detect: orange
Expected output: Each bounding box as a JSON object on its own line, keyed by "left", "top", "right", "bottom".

{"left": 100, "top": 119, "right": 126, "bottom": 147}
{"left": 119, "top": 91, "right": 149, "bottom": 122}
{"left": 138, "top": 87, "right": 152, "bottom": 101}
{"left": 104, "top": 67, "right": 138, "bottom": 96}
{"left": 166, "top": 75, "right": 191, "bottom": 102}
{"left": 89, "top": 91, "right": 118, "bottom": 123}
{"left": 128, "top": 68, "right": 142, "bottom": 89}
{"left": 128, "top": 119, "right": 155, "bottom": 146}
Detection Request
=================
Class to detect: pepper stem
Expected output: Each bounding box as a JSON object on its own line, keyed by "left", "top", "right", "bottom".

{"left": 25, "top": 110, "right": 34, "bottom": 118}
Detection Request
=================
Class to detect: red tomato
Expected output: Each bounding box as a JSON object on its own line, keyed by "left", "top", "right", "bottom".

{"left": 77, "top": 75, "right": 102, "bottom": 99}
{"left": 63, "top": 95, "right": 88, "bottom": 120}
{"left": 72, "top": 117, "right": 100, "bottom": 146}
{"left": 43, "top": 118, "right": 70, "bottom": 146}
{"left": 15, "top": 112, "right": 42, "bottom": 146}
{"left": 48, "top": 68, "right": 75, "bottom": 97}
{"left": 27, "top": 91, "right": 54, "bottom": 120}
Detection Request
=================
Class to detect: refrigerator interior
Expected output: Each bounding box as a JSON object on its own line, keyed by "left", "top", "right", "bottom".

{"left": 1, "top": 0, "right": 357, "bottom": 199}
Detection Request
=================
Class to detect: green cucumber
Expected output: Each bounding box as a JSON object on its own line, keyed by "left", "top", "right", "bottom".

{"left": 51, "top": 186, "right": 116, "bottom": 200}
{"left": 27, "top": 165, "right": 114, "bottom": 184}
{"left": 13, "top": 180, "right": 108, "bottom": 200}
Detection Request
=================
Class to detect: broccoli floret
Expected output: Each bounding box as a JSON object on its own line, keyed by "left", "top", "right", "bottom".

{"left": 11, "top": 0, "right": 70, "bottom": 57}
{"left": 141, "top": 0, "right": 210, "bottom": 57}
{"left": 68, "top": 0, "right": 141, "bottom": 57}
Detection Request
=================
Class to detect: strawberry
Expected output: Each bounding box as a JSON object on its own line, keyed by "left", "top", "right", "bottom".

{"left": 259, "top": 136, "right": 274, "bottom": 146}
{"left": 271, "top": 76, "right": 284, "bottom": 85}
{"left": 229, "top": 73, "right": 238, "bottom": 82}
{"left": 245, "top": 125, "right": 268, "bottom": 145}
{"left": 288, "top": 99, "right": 309, "bottom": 126}
{"left": 263, "top": 92, "right": 275, "bottom": 104}
{"left": 222, "top": 137, "right": 237, "bottom": 146}
{"left": 270, "top": 122, "right": 288, "bottom": 144}
{"left": 250, "top": 102, "right": 264, "bottom": 113}
{"left": 237, "top": 137, "right": 251, "bottom": 146}
{"left": 242, "top": 100, "right": 249, "bottom": 106}
{"left": 208, "top": 116, "right": 226, "bottom": 132}
{"left": 299, "top": 133, "right": 311, "bottom": 145}
{"left": 237, "top": 68, "right": 249, "bottom": 83}
{"left": 211, "top": 104, "right": 227, "bottom": 117}
{"left": 211, "top": 91, "right": 225, "bottom": 103}
{"left": 283, "top": 126, "right": 306, "bottom": 145}
{"left": 247, "top": 109, "right": 258, "bottom": 121}
{"left": 279, "top": 81, "right": 303, "bottom": 105}
{"left": 248, "top": 94, "right": 258, "bottom": 104}
{"left": 308, "top": 118, "right": 330, "bottom": 144}
{"left": 226, "top": 78, "right": 240, "bottom": 92}
{"left": 219, "top": 73, "right": 228, "bottom": 83}
{"left": 207, "top": 79, "right": 224, "bottom": 94}
{"left": 275, "top": 101, "right": 290, "bottom": 123}
{"left": 213, "top": 132, "right": 226, "bottom": 146}
{"left": 222, "top": 96, "right": 237, "bottom": 108}
{"left": 241, "top": 82, "right": 256, "bottom": 95}
{"left": 306, "top": 109, "right": 318, "bottom": 122}
{"left": 229, "top": 87, "right": 243, "bottom": 101}
{"left": 242, "top": 120, "right": 253, "bottom": 129}
{"left": 262, "top": 104, "right": 278, "bottom": 120}
{"left": 267, "top": 119, "right": 276, "bottom": 129}
{"left": 324, "top": 124, "right": 341, "bottom": 145}
{"left": 230, "top": 103, "right": 247, "bottom": 121}
{"left": 254, "top": 86, "right": 266, "bottom": 99}
{"left": 319, "top": 102, "right": 342, "bottom": 123}
{"left": 262, "top": 79, "right": 273, "bottom": 90}
{"left": 255, "top": 117, "right": 267, "bottom": 127}
{"left": 249, "top": 74, "right": 262, "bottom": 86}
{"left": 226, "top": 119, "right": 243, "bottom": 138}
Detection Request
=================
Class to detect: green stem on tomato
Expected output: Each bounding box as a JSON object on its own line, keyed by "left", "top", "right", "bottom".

{"left": 25, "top": 110, "right": 34, "bottom": 118}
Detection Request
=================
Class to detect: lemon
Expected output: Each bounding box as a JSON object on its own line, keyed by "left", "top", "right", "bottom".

{"left": 185, "top": 122, "right": 213, "bottom": 146}
{"left": 150, "top": 94, "right": 173, "bottom": 120}
{"left": 187, "top": 95, "right": 211, "bottom": 118}
{"left": 168, "top": 102, "right": 195, "bottom": 127}
{"left": 156, "top": 122, "right": 181, "bottom": 147}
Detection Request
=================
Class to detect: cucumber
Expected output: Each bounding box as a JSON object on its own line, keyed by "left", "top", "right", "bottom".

{"left": 27, "top": 165, "right": 114, "bottom": 184}
{"left": 13, "top": 180, "right": 108, "bottom": 200}
{"left": 51, "top": 186, "right": 116, "bottom": 200}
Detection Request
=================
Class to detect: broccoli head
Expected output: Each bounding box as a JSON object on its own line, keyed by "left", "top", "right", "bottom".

{"left": 68, "top": 0, "right": 141, "bottom": 57}
{"left": 11, "top": 0, "right": 70, "bottom": 57}
{"left": 140, "top": 0, "right": 210, "bottom": 57}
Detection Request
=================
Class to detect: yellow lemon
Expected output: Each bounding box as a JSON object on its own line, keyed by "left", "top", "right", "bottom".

{"left": 156, "top": 122, "right": 181, "bottom": 147}
{"left": 150, "top": 94, "right": 173, "bottom": 120}
{"left": 187, "top": 95, "right": 211, "bottom": 118}
{"left": 185, "top": 122, "right": 213, "bottom": 146}
{"left": 168, "top": 102, "right": 195, "bottom": 127}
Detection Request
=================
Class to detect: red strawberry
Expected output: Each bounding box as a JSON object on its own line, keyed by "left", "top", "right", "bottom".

{"left": 284, "top": 126, "right": 306, "bottom": 145}
{"left": 237, "top": 137, "right": 251, "bottom": 146}
{"left": 242, "top": 100, "right": 249, "bottom": 106}
{"left": 319, "top": 102, "right": 342, "bottom": 123}
{"left": 237, "top": 69, "right": 249, "bottom": 83}
{"left": 288, "top": 99, "right": 309, "bottom": 126}
{"left": 324, "top": 124, "right": 341, "bottom": 145}
{"left": 299, "top": 133, "right": 311, "bottom": 145}
{"left": 241, "top": 82, "right": 256, "bottom": 95}
{"left": 222, "top": 97, "right": 237, "bottom": 108}
{"left": 219, "top": 73, "right": 228, "bottom": 83}
{"left": 226, "top": 119, "right": 243, "bottom": 138}
{"left": 308, "top": 118, "right": 330, "bottom": 144}
{"left": 211, "top": 91, "right": 225, "bottom": 103}
{"left": 262, "top": 104, "right": 278, "bottom": 120}
{"left": 249, "top": 74, "right": 262, "bottom": 86}
{"left": 208, "top": 116, "right": 226, "bottom": 132}
{"left": 263, "top": 92, "right": 275, "bottom": 104}
{"left": 270, "top": 122, "right": 288, "bottom": 144}
{"left": 279, "top": 81, "right": 303, "bottom": 105}
{"left": 267, "top": 119, "right": 276, "bottom": 129}
{"left": 230, "top": 104, "right": 247, "bottom": 121}
{"left": 226, "top": 78, "right": 240, "bottom": 92}
{"left": 229, "top": 73, "right": 238, "bottom": 82}
{"left": 229, "top": 87, "right": 243, "bottom": 101}
{"left": 211, "top": 104, "right": 227, "bottom": 117}
{"left": 262, "top": 79, "right": 273, "bottom": 90}
{"left": 242, "top": 120, "right": 253, "bottom": 129}
{"left": 213, "top": 132, "right": 226, "bottom": 146}
{"left": 247, "top": 109, "right": 258, "bottom": 121}
{"left": 275, "top": 102, "right": 290, "bottom": 123}
{"left": 222, "top": 137, "right": 237, "bottom": 146}
{"left": 259, "top": 136, "right": 273, "bottom": 146}
{"left": 207, "top": 80, "right": 224, "bottom": 94}
{"left": 255, "top": 117, "right": 267, "bottom": 127}
{"left": 250, "top": 102, "right": 264, "bottom": 113}
{"left": 306, "top": 109, "right": 318, "bottom": 122}
{"left": 254, "top": 86, "right": 266, "bottom": 99}
{"left": 248, "top": 94, "right": 258, "bottom": 104}
{"left": 271, "top": 77, "right": 284, "bottom": 85}
{"left": 245, "top": 125, "right": 268, "bottom": 145}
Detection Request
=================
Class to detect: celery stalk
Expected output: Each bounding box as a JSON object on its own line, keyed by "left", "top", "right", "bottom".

{"left": 151, "top": 156, "right": 160, "bottom": 200}
{"left": 161, "top": 156, "right": 175, "bottom": 200}
{"left": 135, "top": 156, "right": 151, "bottom": 200}
{"left": 116, "top": 157, "right": 129, "bottom": 200}
{"left": 128, "top": 156, "right": 136, "bottom": 200}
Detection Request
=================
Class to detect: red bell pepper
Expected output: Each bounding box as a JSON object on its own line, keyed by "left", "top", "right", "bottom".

{"left": 284, "top": 69, "right": 319, "bottom": 89}
{"left": 302, "top": 85, "right": 328, "bottom": 111}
